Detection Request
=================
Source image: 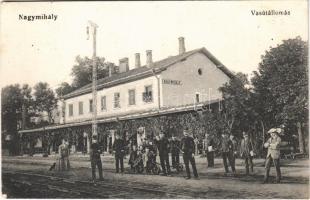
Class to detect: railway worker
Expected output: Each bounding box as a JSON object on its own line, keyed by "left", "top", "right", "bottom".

{"left": 181, "top": 128, "right": 199, "bottom": 179}
{"left": 112, "top": 134, "right": 125, "bottom": 173}
{"left": 203, "top": 133, "right": 215, "bottom": 168}
{"left": 240, "top": 131, "right": 255, "bottom": 175}
{"left": 90, "top": 135, "right": 103, "bottom": 182}
{"left": 170, "top": 136, "right": 180, "bottom": 169}
{"left": 58, "top": 138, "right": 70, "bottom": 171}
{"left": 156, "top": 132, "right": 171, "bottom": 176}
{"left": 220, "top": 132, "right": 236, "bottom": 175}
{"left": 263, "top": 128, "right": 282, "bottom": 184}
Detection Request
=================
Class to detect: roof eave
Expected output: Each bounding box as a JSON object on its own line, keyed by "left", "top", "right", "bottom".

{"left": 199, "top": 47, "right": 235, "bottom": 79}
{"left": 63, "top": 68, "right": 163, "bottom": 100}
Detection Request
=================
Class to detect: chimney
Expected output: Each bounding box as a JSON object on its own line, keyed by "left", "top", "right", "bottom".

{"left": 135, "top": 53, "right": 141, "bottom": 68}
{"left": 178, "top": 37, "right": 186, "bottom": 55}
{"left": 146, "top": 50, "right": 153, "bottom": 67}
{"left": 119, "top": 57, "right": 129, "bottom": 73}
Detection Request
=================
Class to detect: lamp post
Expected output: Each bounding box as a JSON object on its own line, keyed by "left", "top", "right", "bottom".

{"left": 87, "top": 20, "right": 99, "bottom": 138}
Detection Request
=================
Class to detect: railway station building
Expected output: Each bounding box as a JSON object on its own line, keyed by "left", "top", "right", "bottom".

{"left": 18, "top": 37, "right": 234, "bottom": 155}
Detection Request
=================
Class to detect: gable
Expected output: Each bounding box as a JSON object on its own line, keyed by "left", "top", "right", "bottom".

{"left": 160, "top": 51, "right": 231, "bottom": 107}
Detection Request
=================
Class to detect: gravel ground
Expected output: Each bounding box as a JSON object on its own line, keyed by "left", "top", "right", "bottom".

{"left": 2, "top": 156, "right": 309, "bottom": 199}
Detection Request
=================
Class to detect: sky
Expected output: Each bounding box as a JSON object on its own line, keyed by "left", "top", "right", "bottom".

{"left": 0, "top": 1, "right": 308, "bottom": 90}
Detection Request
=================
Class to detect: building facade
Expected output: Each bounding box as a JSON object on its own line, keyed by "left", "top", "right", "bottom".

{"left": 19, "top": 37, "right": 233, "bottom": 155}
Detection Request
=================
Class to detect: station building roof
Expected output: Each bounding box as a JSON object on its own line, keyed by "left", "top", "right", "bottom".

{"left": 63, "top": 47, "right": 234, "bottom": 100}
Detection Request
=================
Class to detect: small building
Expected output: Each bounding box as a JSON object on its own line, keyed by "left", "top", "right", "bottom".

{"left": 18, "top": 37, "right": 234, "bottom": 155}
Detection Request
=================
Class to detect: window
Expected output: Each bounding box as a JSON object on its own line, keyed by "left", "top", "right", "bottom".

{"left": 198, "top": 68, "right": 202, "bottom": 75}
{"left": 101, "top": 96, "right": 106, "bottom": 111}
{"left": 114, "top": 93, "right": 120, "bottom": 108}
{"left": 78, "top": 101, "right": 83, "bottom": 115}
{"left": 143, "top": 85, "right": 153, "bottom": 102}
{"left": 89, "top": 99, "right": 93, "bottom": 113}
{"left": 196, "top": 93, "right": 200, "bottom": 103}
{"left": 68, "top": 104, "right": 73, "bottom": 117}
{"left": 128, "top": 89, "right": 136, "bottom": 105}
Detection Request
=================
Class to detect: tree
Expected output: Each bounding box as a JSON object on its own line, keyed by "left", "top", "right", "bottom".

{"left": 21, "top": 84, "right": 34, "bottom": 129}
{"left": 1, "top": 84, "right": 23, "bottom": 155}
{"left": 71, "top": 55, "right": 115, "bottom": 89}
{"left": 55, "top": 82, "right": 74, "bottom": 97}
{"left": 33, "top": 82, "right": 58, "bottom": 124}
{"left": 251, "top": 36, "right": 308, "bottom": 153}
{"left": 219, "top": 72, "right": 254, "bottom": 137}
{"left": 55, "top": 56, "right": 116, "bottom": 97}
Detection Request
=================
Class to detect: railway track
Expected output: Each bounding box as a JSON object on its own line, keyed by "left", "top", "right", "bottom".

{"left": 2, "top": 170, "right": 194, "bottom": 198}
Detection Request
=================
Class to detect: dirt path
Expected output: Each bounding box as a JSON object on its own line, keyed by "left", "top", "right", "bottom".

{"left": 2, "top": 157, "right": 309, "bottom": 198}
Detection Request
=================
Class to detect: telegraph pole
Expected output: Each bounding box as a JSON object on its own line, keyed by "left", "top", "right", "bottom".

{"left": 87, "top": 21, "right": 98, "bottom": 137}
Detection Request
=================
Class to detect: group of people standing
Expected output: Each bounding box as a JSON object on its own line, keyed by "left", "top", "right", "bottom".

{"left": 88, "top": 128, "right": 200, "bottom": 180}
{"left": 152, "top": 128, "right": 199, "bottom": 179}
{"left": 202, "top": 128, "right": 282, "bottom": 183}
{"left": 201, "top": 131, "right": 253, "bottom": 176}
{"left": 80, "top": 127, "right": 283, "bottom": 184}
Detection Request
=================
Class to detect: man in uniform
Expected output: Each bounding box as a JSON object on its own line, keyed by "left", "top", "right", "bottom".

{"left": 181, "top": 128, "right": 199, "bottom": 179}
{"left": 90, "top": 135, "right": 103, "bottom": 182}
{"left": 156, "top": 132, "right": 171, "bottom": 176}
{"left": 240, "top": 131, "right": 254, "bottom": 175}
{"left": 203, "top": 133, "right": 215, "bottom": 167}
{"left": 263, "top": 128, "right": 282, "bottom": 183}
{"left": 170, "top": 136, "right": 180, "bottom": 169}
{"left": 112, "top": 134, "right": 125, "bottom": 173}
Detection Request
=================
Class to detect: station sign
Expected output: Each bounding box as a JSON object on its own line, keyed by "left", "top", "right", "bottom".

{"left": 162, "top": 79, "right": 182, "bottom": 85}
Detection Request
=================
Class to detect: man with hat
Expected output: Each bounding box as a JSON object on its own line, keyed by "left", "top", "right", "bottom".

{"left": 263, "top": 128, "right": 282, "bottom": 183}
{"left": 156, "top": 131, "right": 171, "bottom": 176}
{"left": 228, "top": 134, "right": 238, "bottom": 175}
{"left": 181, "top": 128, "right": 199, "bottom": 179}
{"left": 90, "top": 135, "right": 103, "bottom": 182}
{"left": 240, "top": 131, "right": 254, "bottom": 175}
{"left": 220, "top": 132, "right": 236, "bottom": 175}
{"left": 112, "top": 133, "right": 125, "bottom": 173}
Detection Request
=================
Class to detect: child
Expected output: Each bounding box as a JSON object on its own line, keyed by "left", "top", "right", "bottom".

{"left": 128, "top": 145, "right": 138, "bottom": 172}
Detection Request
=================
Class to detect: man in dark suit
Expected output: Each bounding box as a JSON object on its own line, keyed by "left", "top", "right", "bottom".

{"left": 112, "top": 134, "right": 125, "bottom": 173}
{"left": 229, "top": 134, "right": 238, "bottom": 175}
{"left": 181, "top": 128, "right": 198, "bottom": 179}
{"left": 90, "top": 135, "right": 103, "bottom": 182}
{"left": 156, "top": 132, "right": 171, "bottom": 176}
{"left": 240, "top": 131, "right": 254, "bottom": 175}
{"left": 220, "top": 132, "right": 236, "bottom": 175}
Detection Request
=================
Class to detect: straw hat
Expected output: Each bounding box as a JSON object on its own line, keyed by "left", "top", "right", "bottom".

{"left": 267, "top": 128, "right": 277, "bottom": 134}
{"left": 267, "top": 128, "right": 283, "bottom": 135}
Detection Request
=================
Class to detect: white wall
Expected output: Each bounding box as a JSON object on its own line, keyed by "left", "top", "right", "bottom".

{"left": 160, "top": 52, "right": 231, "bottom": 107}
{"left": 64, "top": 76, "right": 159, "bottom": 123}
